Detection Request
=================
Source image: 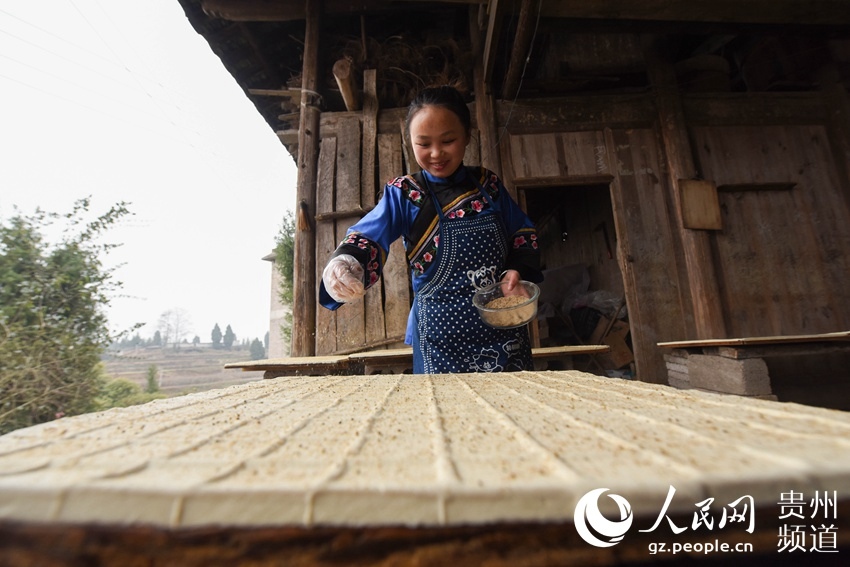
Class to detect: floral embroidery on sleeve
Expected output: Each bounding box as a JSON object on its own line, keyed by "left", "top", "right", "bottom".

{"left": 340, "top": 232, "right": 383, "bottom": 289}
{"left": 390, "top": 176, "right": 425, "bottom": 207}
{"left": 512, "top": 230, "right": 538, "bottom": 250}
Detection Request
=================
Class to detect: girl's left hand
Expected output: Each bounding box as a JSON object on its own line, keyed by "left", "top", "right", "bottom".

{"left": 500, "top": 269, "right": 529, "bottom": 297}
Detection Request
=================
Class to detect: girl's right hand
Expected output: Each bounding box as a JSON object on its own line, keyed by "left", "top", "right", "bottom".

{"left": 322, "top": 254, "right": 366, "bottom": 303}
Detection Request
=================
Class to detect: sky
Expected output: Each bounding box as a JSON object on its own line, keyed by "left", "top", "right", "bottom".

{"left": 0, "top": 0, "right": 298, "bottom": 344}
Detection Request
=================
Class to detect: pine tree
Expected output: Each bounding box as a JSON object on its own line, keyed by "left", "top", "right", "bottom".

{"left": 211, "top": 323, "right": 222, "bottom": 349}
{"left": 249, "top": 338, "right": 265, "bottom": 360}
{"left": 223, "top": 324, "right": 236, "bottom": 349}
{"left": 145, "top": 365, "right": 159, "bottom": 394}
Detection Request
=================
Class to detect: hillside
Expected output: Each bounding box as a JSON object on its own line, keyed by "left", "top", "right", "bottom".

{"left": 102, "top": 346, "right": 262, "bottom": 395}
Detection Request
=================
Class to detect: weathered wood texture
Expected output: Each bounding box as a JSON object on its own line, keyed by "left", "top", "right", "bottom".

{"left": 377, "top": 133, "right": 411, "bottom": 348}
{"left": 469, "top": 4, "right": 502, "bottom": 175}
{"left": 332, "top": 117, "right": 366, "bottom": 353}
{"left": 362, "top": 70, "right": 386, "bottom": 348}
{"left": 644, "top": 35, "right": 727, "bottom": 341}
{"left": 496, "top": 95, "right": 656, "bottom": 134}
{"left": 200, "top": 0, "right": 850, "bottom": 27}
{"left": 315, "top": 137, "right": 338, "bottom": 355}
{"left": 315, "top": 120, "right": 419, "bottom": 355}
{"left": 291, "top": 0, "right": 321, "bottom": 357}
{"left": 605, "top": 128, "right": 686, "bottom": 384}
{"left": 503, "top": 128, "right": 685, "bottom": 383}
{"left": 691, "top": 124, "right": 850, "bottom": 337}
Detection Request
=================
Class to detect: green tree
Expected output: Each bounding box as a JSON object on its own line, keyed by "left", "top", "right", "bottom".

{"left": 211, "top": 323, "right": 222, "bottom": 349}
{"left": 273, "top": 210, "right": 296, "bottom": 347}
{"left": 145, "top": 364, "right": 159, "bottom": 394}
{"left": 223, "top": 324, "right": 236, "bottom": 349}
{"left": 249, "top": 338, "right": 265, "bottom": 360}
{"left": 0, "top": 199, "right": 132, "bottom": 434}
{"left": 152, "top": 330, "right": 162, "bottom": 347}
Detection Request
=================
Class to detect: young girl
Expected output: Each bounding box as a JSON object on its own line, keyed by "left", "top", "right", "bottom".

{"left": 320, "top": 85, "right": 542, "bottom": 373}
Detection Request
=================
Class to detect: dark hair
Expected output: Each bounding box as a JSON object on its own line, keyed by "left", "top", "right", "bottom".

{"left": 405, "top": 85, "right": 471, "bottom": 136}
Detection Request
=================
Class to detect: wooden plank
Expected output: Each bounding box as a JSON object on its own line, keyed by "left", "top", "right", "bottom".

{"left": 348, "top": 345, "right": 614, "bottom": 374}
{"left": 290, "top": 0, "right": 321, "bottom": 356}
{"left": 224, "top": 355, "right": 349, "bottom": 373}
{"left": 604, "top": 127, "right": 683, "bottom": 383}
{"left": 509, "top": 133, "right": 561, "bottom": 178}
{"left": 202, "top": 0, "right": 850, "bottom": 27}
{"left": 707, "top": 342, "right": 850, "bottom": 360}
{"left": 481, "top": 0, "right": 503, "bottom": 84}
{"left": 501, "top": 0, "right": 535, "bottom": 100}
{"left": 716, "top": 182, "right": 796, "bottom": 192}
{"left": 247, "top": 88, "right": 300, "bottom": 98}
{"left": 537, "top": 0, "right": 850, "bottom": 26}
{"left": 496, "top": 95, "right": 656, "bottom": 134}
{"left": 378, "top": 133, "right": 411, "bottom": 347}
{"left": 512, "top": 175, "right": 614, "bottom": 188}
{"left": 680, "top": 179, "right": 722, "bottom": 230}
{"left": 315, "top": 207, "right": 372, "bottom": 222}
{"left": 691, "top": 124, "right": 850, "bottom": 336}
{"left": 333, "top": 59, "right": 360, "bottom": 111}
{"left": 463, "top": 129, "right": 481, "bottom": 167}
{"left": 362, "top": 69, "right": 386, "bottom": 347}
{"left": 335, "top": 117, "right": 366, "bottom": 352}
{"left": 682, "top": 93, "right": 826, "bottom": 126}
{"left": 658, "top": 331, "right": 850, "bottom": 348}
{"left": 399, "top": 117, "right": 418, "bottom": 174}
{"left": 361, "top": 70, "right": 379, "bottom": 208}
{"left": 469, "top": 7, "right": 503, "bottom": 175}
{"left": 643, "top": 35, "right": 726, "bottom": 340}
{"left": 559, "top": 131, "right": 609, "bottom": 177}
{"left": 316, "top": 137, "right": 338, "bottom": 356}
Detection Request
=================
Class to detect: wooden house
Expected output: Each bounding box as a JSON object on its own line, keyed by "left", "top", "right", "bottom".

{"left": 177, "top": 0, "right": 850, "bottom": 408}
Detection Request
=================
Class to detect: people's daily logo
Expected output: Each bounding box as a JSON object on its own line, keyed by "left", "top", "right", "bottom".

{"left": 574, "top": 488, "right": 634, "bottom": 547}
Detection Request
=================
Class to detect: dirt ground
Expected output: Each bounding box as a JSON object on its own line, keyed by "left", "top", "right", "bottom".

{"left": 101, "top": 345, "right": 262, "bottom": 395}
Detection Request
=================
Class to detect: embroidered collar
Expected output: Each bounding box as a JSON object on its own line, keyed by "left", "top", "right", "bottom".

{"left": 421, "top": 165, "right": 468, "bottom": 186}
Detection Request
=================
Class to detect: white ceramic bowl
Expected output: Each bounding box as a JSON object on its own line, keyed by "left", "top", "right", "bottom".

{"left": 472, "top": 280, "right": 540, "bottom": 329}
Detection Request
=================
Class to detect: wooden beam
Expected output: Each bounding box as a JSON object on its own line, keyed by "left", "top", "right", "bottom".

{"left": 333, "top": 59, "right": 361, "bottom": 112}
{"left": 202, "top": 0, "right": 487, "bottom": 21}
{"left": 202, "top": 0, "right": 850, "bottom": 26}
{"left": 469, "top": 4, "right": 502, "bottom": 174}
{"left": 248, "top": 88, "right": 300, "bottom": 97}
{"left": 643, "top": 35, "right": 726, "bottom": 340}
{"left": 291, "top": 0, "right": 322, "bottom": 357}
{"left": 501, "top": 0, "right": 536, "bottom": 100}
{"left": 538, "top": 0, "right": 850, "bottom": 27}
{"left": 315, "top": 207, "right": 373, "bottom": 222}
{"left": 482, "top": 0, "right": 504, "bottom": 85}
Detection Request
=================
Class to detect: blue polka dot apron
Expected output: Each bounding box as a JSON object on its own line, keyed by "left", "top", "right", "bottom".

{"left": 412, "top": 179, "right": 532, "bottom": 374}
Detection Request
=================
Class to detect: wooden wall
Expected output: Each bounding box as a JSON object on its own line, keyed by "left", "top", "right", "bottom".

{"left": 314, "top": 116, "right": 412, "bottom": 356}
{"left": 501, "top": 125, "right": 685, "bottom": 383}
{"left": 691, "top": 122, "right": 850, "bottom": 336}
{"left": 308, "top": 87, "right": 850, "bottom": 390}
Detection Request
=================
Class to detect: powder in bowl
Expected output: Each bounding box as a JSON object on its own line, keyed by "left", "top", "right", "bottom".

{"left": 472, "top": 280, "right": 540, "bottom": 328}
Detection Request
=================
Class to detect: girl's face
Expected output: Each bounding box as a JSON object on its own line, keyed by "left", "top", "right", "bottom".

{"left": 409, "top": 105, "right": 470, "bottom": 179}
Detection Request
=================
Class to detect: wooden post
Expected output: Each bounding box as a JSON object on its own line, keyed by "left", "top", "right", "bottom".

{"left": 816, "top": 63, "right": 850, "bottom": 212}
{"left": 469, "top": 4, "right": 502, "bottom": 175}
{"left": 500, "top": 0, "right": 535, "bottom": 101}
{"left": 291, "top": 0, "right": 321, "bottom": 356}
{"left": 333, "top": 58, "right": 361, "bottom": 112}
{"left": 643, "top": 35, "right": 727, "bottom": 340}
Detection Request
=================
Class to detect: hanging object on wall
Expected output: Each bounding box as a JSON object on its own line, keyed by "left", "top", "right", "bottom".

{"left": 679, "top": 179, "right": 723, "bottom": 230}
